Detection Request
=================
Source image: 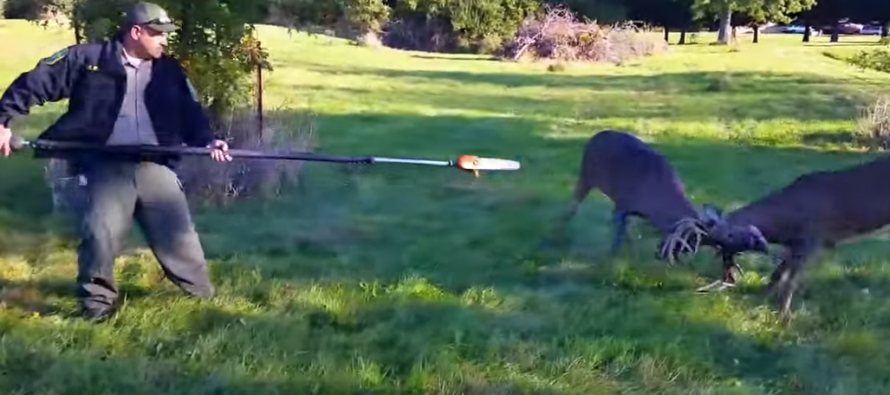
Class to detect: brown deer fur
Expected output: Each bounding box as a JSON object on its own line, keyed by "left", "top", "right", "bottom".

{"left": 558, "top": 130, "right": 746, "bottom": 261}
{"left": 704, "top": 154, "right": 890, "bottom": 315}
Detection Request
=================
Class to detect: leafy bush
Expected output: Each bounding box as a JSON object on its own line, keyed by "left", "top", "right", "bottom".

{"left": 34, "top": 0, "right": 300, "bottom": 210}
{"left": 846, "top": 50, "right": 890, "bottom": 150}
{"left": 381, "top": 15, "right": 459, "bottom": 52}
{"left": 496, "top": 4, "right": 668, "bottom": 64}
{"left": 44, "top": 106, "right": 318, "bottom": 213}
{"left": 2, "top": 0, "right": 50, "bottom": 19}
{"left": 271, "top": 0, "right": 539, "bottom": 54}
{"left": 847, "top": 47, "right": 890, "bottom": 74}
{"left": 173, "top": 106, "right": 319, "bottom": 208}
{"left": 854, "top": 95, "right": 890, "bottom": 151}
{"left": 444, "top": 0, "right": 541, "bottom": 52}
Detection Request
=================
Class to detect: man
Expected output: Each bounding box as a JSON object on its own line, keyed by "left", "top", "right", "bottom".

{"left": 0, "top": 2, "right": 231, "bottom": 322}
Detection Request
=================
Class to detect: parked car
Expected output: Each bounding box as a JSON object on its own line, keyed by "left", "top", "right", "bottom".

{"left": 861, "top": 24, "right": 883, "bottom": 35}
{"left": 783, "top": 24, "right": 807, "bottom": 33}
{"left": 821, "top": 23, "right": 863, "bottom": 34}
{"left": 779, "top": 24, "right": 821, "bottom": 35}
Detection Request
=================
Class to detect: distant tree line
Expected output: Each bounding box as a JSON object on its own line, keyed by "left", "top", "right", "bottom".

{"left": 3, "top": 0, "right": 888, "bottom": 123}
{"left": 257, "top": 0, "right": 890, "bottom": 48}
{"left": 5, "top": 0, "right": 890, "bottom": 51}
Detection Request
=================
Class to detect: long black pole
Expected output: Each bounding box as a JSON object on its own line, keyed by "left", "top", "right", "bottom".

{"left": 14, "top": 138, "right": 456, "bottom": 167}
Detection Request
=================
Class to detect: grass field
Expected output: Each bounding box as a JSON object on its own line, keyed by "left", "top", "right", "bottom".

{"left": 2, "top": 19, "right": 890, "bottom": 394}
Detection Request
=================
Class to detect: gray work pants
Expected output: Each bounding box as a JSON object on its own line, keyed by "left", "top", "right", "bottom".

{"left": 74, "top": 159, "right": 214, "bottom": 311}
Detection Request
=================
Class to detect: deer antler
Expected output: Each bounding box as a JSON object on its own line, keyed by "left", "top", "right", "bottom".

{"left": 659, "top": 217, "right": 709, "bottom": 265}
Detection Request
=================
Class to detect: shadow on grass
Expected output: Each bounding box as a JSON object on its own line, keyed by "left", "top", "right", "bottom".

{"left": 804, "top": 42, "right": 884, "bottom": 47}
{"left": 410, "top": 53, "right": 499, "bottom": 62}
{"left": 0, "top": 282, "right": 854, "bottom": 394}
{"left": 2, "top": 110, "right": 882, "bottom": 294}
{"left": 0, "top": 276, "right": 155, "bottom": 318}
{"left": 185, "top": 111, "right": 882, "bottom": 302}
{"left": 298, "top": 64, "right": 871, "bottom": 93}
{"left": 3, "top": 110, "right": 890, "bottom": 393}
{"left": 295, "top": 66, "right": 878, "bottom": 123}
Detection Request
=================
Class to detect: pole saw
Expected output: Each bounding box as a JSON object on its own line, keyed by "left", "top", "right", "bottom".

{"left": 9, "top": 136, "right": 521, "bottom": 177}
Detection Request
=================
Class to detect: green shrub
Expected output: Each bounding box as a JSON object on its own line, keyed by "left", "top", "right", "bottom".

{"left": 847, "top": 47, "right": 890, "bottom": 74}
{"left": 854, "top": 95, "right": 890, "bottom": 151}
{"left": 3, "top": 0, "right": 49, "bottom": 19}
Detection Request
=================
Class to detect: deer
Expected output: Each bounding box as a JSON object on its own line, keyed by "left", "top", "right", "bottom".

{"left": 697, "top": 153, "right": 890, "bottom": 315}
{"left": 554, "top": 130, "right": 769, "bottom": 265}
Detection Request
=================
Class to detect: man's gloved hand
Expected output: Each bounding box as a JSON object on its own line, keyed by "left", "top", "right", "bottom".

{"left": 207, "top": 139, "right": 232, "bottom": 162}
{"left": 0, "top": 124, "right": 11, "bottom": 157}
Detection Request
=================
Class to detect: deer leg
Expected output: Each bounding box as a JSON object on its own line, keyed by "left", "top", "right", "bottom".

{"left": 546, "top": 180, "right": 594, "bottom": 244}
{"left": 696, "top": 253, "right": 739, "bottom": 293}
{"left": 767, "top": 244, "right": 816, "bottom": 316}
{"left": 608, "top": 210, "right": 629, "bottom": 255}
{"left": 722, "top": 253, "right": 743, "bottom": 285}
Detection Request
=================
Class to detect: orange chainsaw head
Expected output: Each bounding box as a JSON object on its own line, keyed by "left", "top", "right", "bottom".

{"left": 456, "top": 155, "right": 481, "bottom": 177}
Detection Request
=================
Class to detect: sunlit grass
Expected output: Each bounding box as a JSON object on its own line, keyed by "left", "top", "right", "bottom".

{"left": 1, "top": 20, "right": 890, "bottom": 394}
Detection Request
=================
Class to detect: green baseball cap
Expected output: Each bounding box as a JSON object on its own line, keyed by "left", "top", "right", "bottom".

{"left": 124, "top": 2, "right": 177, "bottom": 32}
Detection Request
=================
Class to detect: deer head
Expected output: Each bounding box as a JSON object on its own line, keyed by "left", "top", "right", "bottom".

{"left": 656, "top": 204, "right": 769, "bottom": 264}
{"left": 698, "top": 204, "right": 769, "bottom": 256}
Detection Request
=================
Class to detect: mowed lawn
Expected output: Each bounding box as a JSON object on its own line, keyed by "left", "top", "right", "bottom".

{"left": 2, "top": 19, "right": 890, "bottom": 394}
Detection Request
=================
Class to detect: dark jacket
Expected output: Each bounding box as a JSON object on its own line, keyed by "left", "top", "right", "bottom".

{"left": 0, "top": 35, "right": 216, "bottom": 167}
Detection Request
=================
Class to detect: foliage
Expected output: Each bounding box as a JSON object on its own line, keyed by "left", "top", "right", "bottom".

{"left": 854, "top": 95, "right": 890, "bottom": 150}
{"left": 342, "top": 0, "right": 390, "bottom": 33}
{"left": 846, "top": 49, "right": 890, "bottom": 149}
{"left": 543, "top": 0, "right": 629, "bottom": 24}
{"left": 268, "top": 0, "right": 540, "bottom": 53}
{"left": 268, "top": 0, "right": 390, "bottom": 36}
{"left": 2, "top": 0, "right": 52, "bottom": 19}
{"left": 497, "top": 4, "right": 668, "bottom": 64}
{"left": 24, "top": 0, "right": 282, "bottom": 206}
{"left": 386, "top": 0, "right": 541, "bottom": 53}
{"left": 160, "top": 1, "right": 270, "bottom": 123}
{"left": 847, "top": 46, "right": 890, "bottom": 74}
{"left": 262, "top": 0, "right": 342, "bottom": 28}
{"left": 8, "top": 22, "right": 890, "bottom": 395}
{"left": 690, "top": 0, "right": 816, "bottom": 44}
{"left": 32, "top": 0, "right": 272, "bottom": 126}
{"left": 627, "top": 0, "right": 695, "bottom": 31}
{"left": 739, "top": 0, "right": 817, "bottom": 25}
{"left": 173, "top": 106, "right": 318, "bottom": 207}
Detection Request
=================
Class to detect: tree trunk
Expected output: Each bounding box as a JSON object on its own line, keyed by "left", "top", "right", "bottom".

{"left": 679, "top": 29, "right": 687, "bottom": 45}
{"left": 664, "top": 26, "right": 669, "bottom": 43}
{"left": 830, "top": 23, "right": 839, "bottom": 42}
{"left": 752, "top": 25, "right": 759, "bottom": 43}
{"left": 802, "top": 24, "right": 811, "bottom": 42}
{"left": 178, "top": 2, "right": 193, "bottom": 60}
{"left": 73, "top": 21, "right": 83, "bottom": 44}
{"left": 882, "top": 22, "right": 889, "bottom": 40}
{"left": 716, "top": 6, "right": 732, "bottom": 44}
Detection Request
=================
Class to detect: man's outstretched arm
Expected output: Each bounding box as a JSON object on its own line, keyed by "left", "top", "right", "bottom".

{"left": 0, "top": 46, "right": 78, "bottom": 156}
{"left": 0, "top": 46, "right": 78, "bottom": 128}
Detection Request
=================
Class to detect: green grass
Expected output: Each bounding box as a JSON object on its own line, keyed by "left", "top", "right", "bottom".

{"left": 2, "top": 20, "right": 890, "bottom": 394}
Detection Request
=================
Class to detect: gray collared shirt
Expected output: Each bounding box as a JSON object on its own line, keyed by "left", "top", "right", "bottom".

{"left": 105, "top": 51, "right": 159, "bottom": 146}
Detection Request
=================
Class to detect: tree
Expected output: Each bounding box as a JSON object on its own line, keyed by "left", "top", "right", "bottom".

{"left": 692, "top": 0, "right": 816, "bottom": 44}
{"left": 627, "top": 0, "right": 695, "bottom": 44}
{"left": 691, "top": 0, "right": 733, "bottom": 44}
{"left": 35, "top": 0, "right": 274, "bottom": 125}
{"left": 737, "top": 0, "right": 817, "bottom": 43}
{"left": 800, "top": 0, "right": 849, "bottom": 42}
{"left": 542, "top": 0, "right": 628, "bottom": 24}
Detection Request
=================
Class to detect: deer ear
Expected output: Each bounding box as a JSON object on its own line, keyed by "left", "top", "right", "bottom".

{"left": 700, "top": 203, "right": 724, "bottom": 226}
{"left": 746, "top": 224, "right": 763, "bottom": 236}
